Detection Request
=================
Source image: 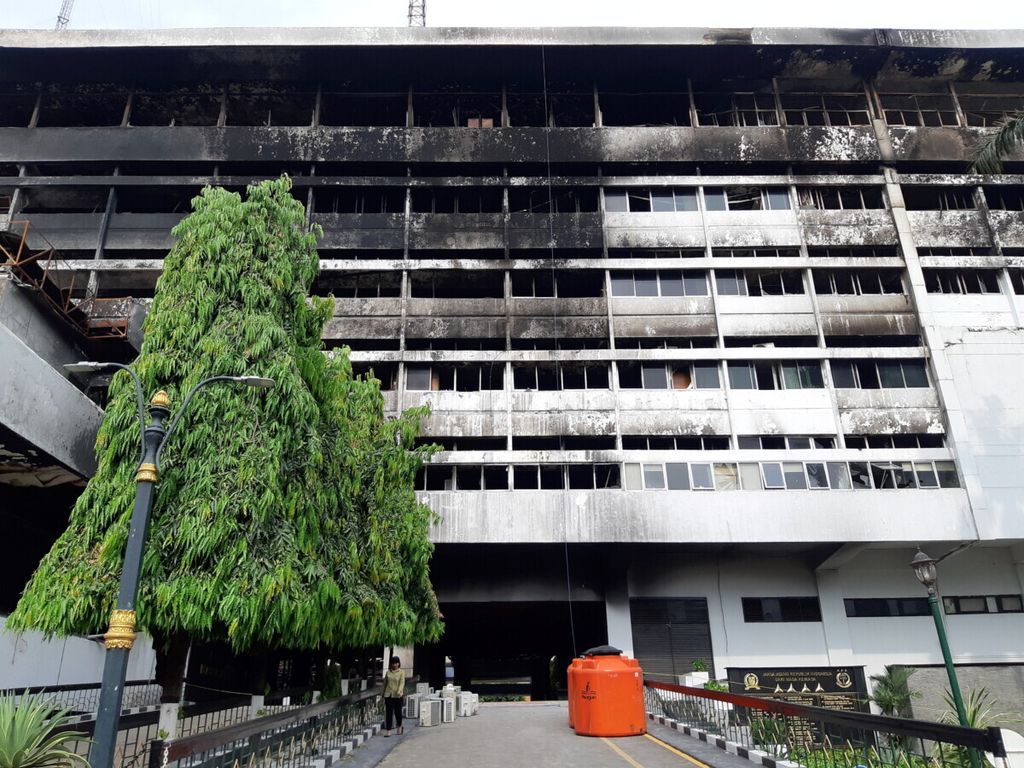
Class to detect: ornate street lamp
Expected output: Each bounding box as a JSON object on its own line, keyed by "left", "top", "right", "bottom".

{"left": 65, "top": 362, "right": 274, "bottom": 768}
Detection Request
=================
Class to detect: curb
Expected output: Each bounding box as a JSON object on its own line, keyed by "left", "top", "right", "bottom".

{"left": 647, "top": 712, "right": 802, "bottom": 768}
{"left": 309, "top": 723, "right": 382, "bottom": 768}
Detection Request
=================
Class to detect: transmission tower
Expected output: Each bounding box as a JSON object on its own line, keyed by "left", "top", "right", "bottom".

{"left": 408, "top": 0, "right": 425, "bottom": 27}
{"left": 55, "top": 0, "right": 75, "bottom": 29}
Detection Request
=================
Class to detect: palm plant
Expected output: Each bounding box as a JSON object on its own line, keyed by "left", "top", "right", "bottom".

{"left": 0, "top": 692, "right": 88, "bottom": 768}
{"left": 971, "top": 113, "right": 1024, "bottom": 174}
{"left": 869, "top": 665, "right": 920, "bottom": 717}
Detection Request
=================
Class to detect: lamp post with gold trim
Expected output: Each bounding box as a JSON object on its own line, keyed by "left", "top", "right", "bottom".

{"left": 64, "top": 363, "right": 274, "bottom": 768}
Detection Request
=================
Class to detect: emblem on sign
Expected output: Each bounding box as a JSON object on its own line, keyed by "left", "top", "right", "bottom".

{"left": 744, "top": 673, "right": 760, "bottom": 691}
{"left": 836, "top": 672, "right": 852, "bottom": 689}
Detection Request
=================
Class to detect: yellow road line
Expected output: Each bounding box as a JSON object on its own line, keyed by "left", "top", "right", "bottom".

{"left": 602, "top": 737, "right": 646, "bottom": 768}
{"left": 644, "top": 733, "right": 713, "bottom": 768}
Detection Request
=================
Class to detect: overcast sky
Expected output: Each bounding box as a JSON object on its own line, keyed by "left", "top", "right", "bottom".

{"left": 2, "top": 0, "right": 1023, "bottom": 31}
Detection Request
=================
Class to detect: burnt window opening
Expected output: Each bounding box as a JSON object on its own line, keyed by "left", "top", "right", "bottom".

{"left": 510, "top": 338, "right": 610, "bottom": 350}
{"left": 512, "top": 363, "right": 610, "bottom": 391}
{"left": 409, "top": 270, "right": 504, "bottom": 298}
{"left": 37, "top": 86, "right": 128, "bottom": 127}
{"left": 405, "top": 338, "right": 505, "bottom": 351}
{"left": 615, "top": 337, "right": 717, "bottom": 350}
{"left": 511, "top": 270, "right": 604, "bottom": 298}
{"left": 446, "top": 464, "right": 508, "bottom": 491}
{"left": 509, "top": 187, "right": 599, "bottom": 213}
{"left": 512, "top": 436, "right": 616, "bottom": 450}
{"left": 723, "top": 336, "right": 818, "bottom": 348}
{"left": 598, "top": 92, "right": 691, "bottom": 127}
{"left": 411, "top": 187, "right": 503, "bottom": 213}
{"left": 508, "top": 464, "right": 621, "bottom": 490}
{"left": 923, "top": 268, "right": 1000, "bottom": 295}
{"left": 983, "top": 186, "right": 1024, "bottom": 211}
{"left": 324, "top": 339, "right": 401, "bottom": 352}
{"left": 693, "top": 90, "right": 779, "bottom": 127}
{"left": 319, "top": 248, "right": 405, "bottom": 261}
{"left": 703, "top": 187, "right": 790, "bottom": 211}
{"left": 0, "top": 86, "right": 38, "bottom": 127}
{"left": 813, "top": 269, "right": 904, "bottom": 296}
{"left": 902, "top": 187, "right": 976, "bottom": 211}
{"left": 957, "top": 90, "right": 1024, "bottom": 127}
{"left": 844, "top": 433, "right": 944, "bottom": 449}
{"left": 830, "top": 359, "right": 929, "bottom": 389}
{"left": 316, "top": 271, "right": 402, "bottom": 298}
{"left": 727, "top": 361, "right": 824, "bottom": 390}
{"left": 115, "top": 186, "right": 201, "bottom": 214}
{"left": 319, "top": 93, "right": 408, "bottom": 127}
{"left": 608, "top": 248, "right": 706, "bottom": 259}
{"left": 618, "top": 361, "right": 721, "bottom": 390}
{"left": 916, "top": 247, "right": 991, "bottom": 257}
{"left": 1009, "top": 269, "right": 1024, "bottom": 295}
{"left": 415, "top": 436, "right": 507, "bottom": 451}
{"left": 879, "top": 92, "right": 959, "bottom": 127}
{"left": 604, "top": 187, "right": 698, "bottom": 213}
{"left": 412, "top": 92, "right": 502, "bottom": 127}
{"left": 825, "top": 335, "right": 922, "bottom": 348}
{"left": 19, "top": 186, "right": 110, "bottom": 214}
{"left": 797, "top": 186, "right": 885, "bottom": 210}
{"left": 778, "top": 91, "right": 871, "bottom": 126}
{"left": 610, "top": 269, "right": 707, "bottom": 297}
{"left": 129, "top": 89, "right": 223, "bottom": 126}
{"left": 807, "top": 246, "right": 901, "bottom": 259}
{"left": 621, "top": 435, "right": 730, "bottom": 450}
{"left": 410, "top": 248, "right": 505, "bottom": 260}
{"left": 505, "top": 92, "right": 594, "bottom": 127}
{"left": 737, "top": 435, "right": 836, "bottom": 450}
{"left": 312, "top": 187, "right": 405, "bottom": 214}
{"left": 713, "top": 247, "right": 801, "bottom": 258}
{"left": 350, "top": 362, "right": 398, "bottom": 390}
{"left": 225, "top": 88, "right": 315, "bottom": 127}
{"left": 715, "top": 269, "right": 805, "bottom": 296}
{"left": 405, "top": 363, "right": 504, "bottom": 392}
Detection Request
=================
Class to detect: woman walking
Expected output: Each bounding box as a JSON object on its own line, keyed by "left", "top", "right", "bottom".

{"left": 383, "top": 655, "right": 405, "bottom": 735}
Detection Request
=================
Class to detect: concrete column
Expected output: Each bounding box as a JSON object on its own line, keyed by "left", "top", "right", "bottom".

{"left": 815, "top": 569, "right": 855, "bottom": 667}
{"left": 604, "top": 568, "right": 633, "bottom": 658}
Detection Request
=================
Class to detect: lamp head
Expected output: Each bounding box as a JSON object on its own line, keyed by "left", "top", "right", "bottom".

{"left": 234, "top": 376, "right": 276, "bottom": 389}
{"left": 64, "top": 361, "right": 108, "bottom": 374}
{"left": 911, "top": 549, "right": 938, "bottom": 589}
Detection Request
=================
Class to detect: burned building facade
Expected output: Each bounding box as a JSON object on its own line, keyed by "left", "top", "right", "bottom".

{"left": 2, "top": 27, "right": 1024, "bottom": 711}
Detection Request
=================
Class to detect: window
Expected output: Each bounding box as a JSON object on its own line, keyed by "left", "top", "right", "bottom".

{"left": 604, "top": 187, "right": 698, "bottom": 213}
{"left": 727, "top": 361, "right": 823, "bottom": 390}
{"left": 844, "top": 433, "right": 945, "bottom": 449}
{"left": 513, "top": 363, "right": 610, "bottom": 391}
{"left": 879, "top": 92, "right": 959, "bottom": 127}
{"left": 780, "top": 91, "right": 871, "bottom": 126}
{"left": 621, "top": 435, "right": 730, "bottom": 451}
{"left": 451, "top": 465, "right": 510, "bottom": 491}
{"left": 713, "top": 247, "right": 801, "bottom": 258}
{"left": 694, "top": 91, "right": 779, "bottom": 127}
{"left": 902, "top": 187, "right": 975, "bottom": 211}
{"left": 406, "top": 363, "right": 504, "bottom": 391}
{"left": 742, "top": 597, "right": 822, "bottom": 623}
{"left": 943, "top": 595, "right": 1024, "bottom": 614}
{"left": 704, "top": 187, "right": 791, "bottom": 211}
{"left": 808, "top": 246, "right": 902, "bottom": 260}
{"left": 813, "top": 269, "right": 904, "bottom": 296}
{"left": 923, "top": 269, "right": 1000, "bottom": 295}
{"left": 983, "top": 187, "right": 1024, "bottom": 211}
{"left": 716, "top": 269, "right": 804, "bottom": 296}
{"left": 1010, "top": 270, "right": 1024, "bottom": 295}
{"left": 830, "top": 360, "right": 928, "bottom": 389}
{"left": 958, "top": 92, "right": 1024, "bottom": 127}
{"left": 797, "top": 187, "right": 885, "bottom": 210}
{"left": 844, "top": 598, "right": 930, "bottom": 617}
{"left": 737, "top": 436, "right": 836, "bottom": 450}
{"left": 611, "top": 270, "right": 708, "bottom": 297}
{"left": 618, "top": 362, "right": 721, "bottom": 390}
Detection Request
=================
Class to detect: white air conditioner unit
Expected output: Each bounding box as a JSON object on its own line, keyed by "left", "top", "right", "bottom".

{"left": 457, "top": 692, "right": 473, "bottom": 716}
{"left": 441, "top": 685, "right": 456, "bottom": 700}
{"left": 471, "top": 692, "right": 480, "bottom": 715}
{"left": 404, "top": 694, "right": 421, "bottom": 720}
{"left": 419, "top": 698, "right": 443, "bottom": 727}
{"left": 441, "top": 697, "right": 456, "bottom": 723}
{"left": 415, "top": 683, "right": 430, "bottom": 696}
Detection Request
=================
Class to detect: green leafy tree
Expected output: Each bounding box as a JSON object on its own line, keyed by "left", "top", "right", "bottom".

{"left": 972, "top": 113, "right": 1024, "bottom": 174}
{"left": 8, "top": 177, "right": 442, "bottom": 696}
{"left": 869, "top": 665, "right": 920, "bottom": 717}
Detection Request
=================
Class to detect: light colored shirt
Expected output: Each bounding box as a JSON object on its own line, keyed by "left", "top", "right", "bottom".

{"left": 383, "top": 668, "right": 405, "bottom": 698}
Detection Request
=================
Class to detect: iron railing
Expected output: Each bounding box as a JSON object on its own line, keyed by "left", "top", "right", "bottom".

{"left": 147, "top": 687, "right": 385, "bottom": 768}
{"left": 644, "top": 680, "right": 1007, "bottom": 768}
{"left": 1, "top": 680, "right": 161, "bottom": 714}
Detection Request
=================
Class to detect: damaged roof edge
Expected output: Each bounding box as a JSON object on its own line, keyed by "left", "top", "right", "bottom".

{"left": 0, "top": 26, "right": 1023, "bottom": 51}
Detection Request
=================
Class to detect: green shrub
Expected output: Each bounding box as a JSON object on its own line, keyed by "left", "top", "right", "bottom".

{"left": 0, "top": 693, "right": 89, "bottom": 768}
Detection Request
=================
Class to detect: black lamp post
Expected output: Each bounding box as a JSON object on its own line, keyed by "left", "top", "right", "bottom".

{"left": 64, "top": 362, "right": 274, "bottom": 768}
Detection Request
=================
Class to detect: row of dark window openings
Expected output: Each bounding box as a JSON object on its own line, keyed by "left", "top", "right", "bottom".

{"left": 412, "top": 433, "right": 946, "bottom": 452}
{"left": 2, "top": 82, "right": 1022, "bottom": 129}
{"left": 17, "top": 184, "right": 1024, "bottom": 215}
{"left": 399, "top": 359, "right": 929, "bottom": 392}
{"left": 744, "top": 594, "right": 1024, "bottom": 623}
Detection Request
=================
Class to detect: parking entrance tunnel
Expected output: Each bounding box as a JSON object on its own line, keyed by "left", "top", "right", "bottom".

{"left": 416, "top": 600, "right": 608, "bottom": 700}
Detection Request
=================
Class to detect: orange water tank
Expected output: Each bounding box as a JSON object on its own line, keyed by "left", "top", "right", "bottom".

{"left": 567, "top": 657, "right": 583, "bottom": 728}
{"left": 571, "top": 645, "right": 646, "bottom": 737}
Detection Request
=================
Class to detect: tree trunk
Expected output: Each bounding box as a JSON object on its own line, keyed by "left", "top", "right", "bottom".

{"left": 154, "top": 633, "right": 190, "bottom": 739}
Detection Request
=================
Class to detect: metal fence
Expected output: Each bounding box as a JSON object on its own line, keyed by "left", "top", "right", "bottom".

{"left": 148, "top": 688, "right": 384, "bottom": 768}
{"left": 1, "top": 679, "right": 162, "bottom": 714}
{"left": 644, "top": 680, "right": 1007, "bottom": 768}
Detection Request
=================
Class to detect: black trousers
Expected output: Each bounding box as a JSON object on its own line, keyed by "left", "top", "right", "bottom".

{"left": 385, "top": 696, "right": 403, "bottom": 729}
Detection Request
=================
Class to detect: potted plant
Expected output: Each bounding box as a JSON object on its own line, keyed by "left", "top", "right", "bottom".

{"left": 679, "top": 659, "right": 711, "bottom": 688}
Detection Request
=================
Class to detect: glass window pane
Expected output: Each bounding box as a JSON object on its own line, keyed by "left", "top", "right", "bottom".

{"left": 895, "top": 461, "right": 917, "bottom": 489}
{"left": 902, "top": 361, "right": 929, "bottom": 388}
{"left": 739, "top": 463, "right": 762, "bottom": 490}
{"left": 915, "top": 461, "right": 939, "bottom": 488}
{"left": 691, "top": 463, "right": 714, "bottom": 489}
{"left": 871, "top": 463, "right": 896, "bottom": 489}
{"left": 693, "top": 362, "right": 720, "bottom": 389}
{"left": 998, "top": 595, "right": 1024, "bottom": 612}
{"left": 642, "top": 364, "right": 668, "bottom": 389}
{"left": 767, "top": 188, "right": 791, "bottom": 210}
{"left": 800, "top": 363, "right": 824, "bottom": 388}
{"left": 714, "top": 463, "right": 738, "bottom": 490}
{"left": 738, "top": 437, "right": 761, "bottom": 449}
{"left": 643, "top": 464, "right": 666, "bottom": 490}
{"left": 682, "top": 270, "right": 708, "bottom": 296}
{"left": 728, "top": 362, "right": 755, "bottom": 389}
{"left": 849, "top": 462, "right": 872, "bottom": 489}
{"left": 830, "top": 361, "right": 856, "bottom": 388}
{"left": 703, "top": 188, "right": 727, "bottom": 211}
{"left": 788, "top": 437, "right": 811, "bottom": 449}
{"left": 651, "top": 189, "right": 675, "bottom": 212}
{"left": 634, "top": 272, "right": 659, "bottom": 297}
{"left": 781, "top": 362, "right": 801, "bottom": 390}
{"left": 659, "top": 270, "right": 685, "bottom": 297}
{"left": 406, "top": 365, "right": 432, "bottom": 390}
{"left": 878, "top": 361, "right": 905, "bottom": 388}
{"left": 806, "top": 462, "right": 829, "bottom": 489}
{"left": 610, "top": 272, "right": 634, "bottom": 296}
{"left": 605, "top": 189, "right": 628, "bottom": 212}
{"left": 827, "top": 462, "right": 852, "bottom": 490}
{"left": 715, "top": 270, "right": 744, "bottom": 295}
{"left": 675, "top": 189, "right": 699, "bottom": 211}
{"left": 936, "top": 461, "right": 960, "bottom": 488}
{"left": 624, "top": 463, "right": 643, "bottom": 490}
{"left": 762, "top": 462, "right": 785, "bottom": 489}
{"left": 784, "top": 462, "right": 808, "bottom": 489}
{"left": 666, "top": 463, "right": 690, "bottom": 490}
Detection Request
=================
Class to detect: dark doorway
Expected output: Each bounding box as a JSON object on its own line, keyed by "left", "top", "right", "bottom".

{"left": 630, "top": 597, "right": 715, "bottom": 683}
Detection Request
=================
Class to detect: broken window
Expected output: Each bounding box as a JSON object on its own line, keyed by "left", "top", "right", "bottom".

{"left": 411, "top": 187, "right": 503, "bottom": 213}
{"left": 713, "top": 247, "right": 801, "bottom": 258}
{"left": 453, "top": 465, "right": 508, "bottom": 491}
{"left": 957, "top": 89, "right": 1024, "bottom": 127}
{"left": 693, "top": 90, "right": 779, "bottom": 127}
{"left": 727, "top": 361, "right": 823, "bottom": 390}
{"left": 610, "top": 270, "right": 707, "bottom": 297}
{"left": 1009, "top": 269, "right": 1024, "bottom": 294}
{"left": 405, "top": 363, "right": 504, "bottom": 391}
{"left": 313, "top": 187, "right": 406, "bottom": 214}
{"left": 320, "top": 92, "right": 408, "bottom": 127}
{"left": 830, "top": 359, "right": 928, "bottom": 389}
{"left": 703, "top": 187, "right": 790, "bottom": 211}
{"left": 779, "top": 91, "right": 871, "bottom": 126}
{"left": 412, "top": 92, "right": 502, "bottom": 127}
{"left": 319, "top": 271, "right": 402, "bottom": 298}
{"left": 508, "top": 187, "right": 599, "bottom": 213}
{"left": 0, "top": 84, "right": 38, "bottom": 127}
{"left": 130, "top": 87, "right": 223, "bottom": 126}
{"left": 902, "top": 187, "right": 975, "bottom": 211}
{"left": 19, "top": 186, "right": 110, "bottom": 214}
{"left": 844, "top": 433, "right": 944, "bottom": 449}
{"left": 797, "top": 187, "right": 885, "bottom": 210}
{"left": 715, "top": 269, "right": 804, "bottom": 296}
{"left": 512, "top": 363, "right": 610, "bottom": 390}
{"left": 738, "top": 435, "right": 836, "bottom": 449}
{"left": 621, "top": 435, "right": 729, "bottom": 450}
{"left": 604, "top": 187, "right": 698, "bottom": 213}
{"left": 983, "top": 186, "right": 1024, "bottom": 211}
{"left": 618, "top": 361, "right": 720, "bottom": 390}
{"left": 807, "top": 246, "right": 901, "bottom": 259}
{"left": 410, "top": 270, "right": 503, "bottom": 298}
{"left": 37, "top": 85, "right": 128, "bottom": 127}
{"left": 351, "top": 363, "right": 398, "bottom": 390}
{"left": 915, "top": 247, "right": 989, "bottom": 257}
{"left": 923, "top": 268, "right": 1000, "bottom": 295}
{"left": 813, "top": 269, "right": 904, "bottom": 295}
{"left": 114, "top": 186, "right": 201, "bottom": 214}
{"left": 599, "top": 92, "right": 692, "bottom": 127}
{"left": 504, "top": 92, "right": 593, "bottom": 127}
{"left": 221, "top": 85, "right": 315, "bottom": 126}
{"left": 879, "top": 92, "right": 959, "bottom": 127}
